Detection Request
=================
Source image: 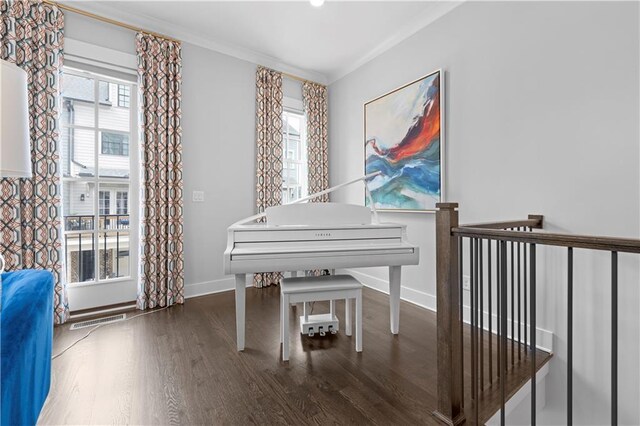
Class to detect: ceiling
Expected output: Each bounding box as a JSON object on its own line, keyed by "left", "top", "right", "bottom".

{"left": 68, "top": 1, "right": 461, "bottom": 83}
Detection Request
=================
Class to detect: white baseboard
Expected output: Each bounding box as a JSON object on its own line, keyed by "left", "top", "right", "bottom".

{"left": 343, "top": 268, "right": 554, "bottom": 353}
{"left": 344, "top": 269, "right": 437, "bottom": 312}
{"left": 185, "top": 276, "right": 249, "bottom": 299}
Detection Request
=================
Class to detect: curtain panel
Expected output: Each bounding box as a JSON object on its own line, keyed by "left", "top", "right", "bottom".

{"left": 302, "top": 81, "right": 329, "bottom": 203}
{"left": 302, "top": 81, "right": 329, "bottom": 278}
{"left": 254, "top": 66, "right": 283, "bottom": 288}
{"left": 136, "top": 32, "right": 185, "bottom": 309}
{"left": 0, "top": 0, "right": 68, "bottom": 324}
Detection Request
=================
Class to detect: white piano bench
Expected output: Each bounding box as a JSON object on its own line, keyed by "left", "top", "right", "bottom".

{"left": 280, "top": 274, "right": 363, "bottom": 362}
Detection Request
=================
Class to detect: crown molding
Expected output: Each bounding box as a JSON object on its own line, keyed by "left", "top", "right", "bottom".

{"left": 60, "top": 1, "right": 329, "bottom": 85}
{"left": 61, "top": 1, "right": 464, "bottom": 87}
{"left": 327, "top": 1, "right": 463, "bottom": 84}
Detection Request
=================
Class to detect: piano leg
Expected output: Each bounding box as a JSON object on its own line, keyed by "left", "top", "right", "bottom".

{"left": 389, "top": 266, "right": 402, "bottom": 334}
{"left": 345, "top": 298, "right": 352, "bottom": 336}
{"left": 235, "top": 274, "right": 246, "bottom": 351}
{"left": 282, "top": 293, "right": 290, "bottom": 361}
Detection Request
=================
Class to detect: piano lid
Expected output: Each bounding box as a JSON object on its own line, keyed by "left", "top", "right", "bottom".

{"left": 265, "top": 203, "right": 371, "bottom": 227}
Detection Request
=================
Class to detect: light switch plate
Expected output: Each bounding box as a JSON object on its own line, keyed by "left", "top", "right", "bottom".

{"left": 192, "top": 190, "right": 205, "bottom": 203}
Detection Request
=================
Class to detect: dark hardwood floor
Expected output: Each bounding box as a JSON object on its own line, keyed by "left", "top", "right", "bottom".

{"left": 39, "top": 286, "right": 550, "bottom": 425}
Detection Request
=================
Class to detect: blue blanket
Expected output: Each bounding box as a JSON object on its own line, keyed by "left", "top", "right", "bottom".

{"left": 1, "top": 270, "right": 54, "bottom": 426}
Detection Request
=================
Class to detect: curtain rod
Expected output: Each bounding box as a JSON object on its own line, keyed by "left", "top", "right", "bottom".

{"left": 281, "top": 71, "right": 324, "bottom": 87}
{"left": 42, "top": 0, "right": 180, "bottom": 43}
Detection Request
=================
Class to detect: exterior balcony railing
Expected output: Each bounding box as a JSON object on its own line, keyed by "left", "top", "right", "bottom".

{"left": 64, "top": 214, "right": 130, "bottom": 231}
{"left": 63, "top": 214, "right": 131, "bottom": 284}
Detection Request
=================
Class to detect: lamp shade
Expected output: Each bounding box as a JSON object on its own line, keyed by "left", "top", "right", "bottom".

{"left": 0, "top": 60, "right": 31, "bottom": 178}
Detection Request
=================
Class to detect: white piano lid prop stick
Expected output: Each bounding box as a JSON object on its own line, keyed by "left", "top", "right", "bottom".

{"left": 233, "top": 171, "right": 382, "bottom": 227}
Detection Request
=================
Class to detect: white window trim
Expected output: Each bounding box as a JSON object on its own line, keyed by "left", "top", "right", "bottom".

{"left": 64, "top": 38, "right": 137, "bottom": 79}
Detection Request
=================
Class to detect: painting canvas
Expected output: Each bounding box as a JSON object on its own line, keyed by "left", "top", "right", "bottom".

{"left": 365, "top": 70, "right": 443, "bottom": 212}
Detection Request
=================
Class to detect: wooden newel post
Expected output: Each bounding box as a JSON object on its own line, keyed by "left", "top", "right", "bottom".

{"left": 433, "top": 202, "right": 465, "bottom": 425}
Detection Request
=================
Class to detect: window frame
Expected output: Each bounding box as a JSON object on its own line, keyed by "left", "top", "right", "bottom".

{"left": 60, "top": 66, "right": 139, "bottom": 288}
{"left": 117, "top": 84, "right": 130, "bottom": 108}
{"left": 99, "top": 190, "right": 111, "bottom": 215}
{"left": 101, "top": 131, "right": 130, "bottom": 156}
{"left": 116, "top": 191, "right": 128, "bottom": 215}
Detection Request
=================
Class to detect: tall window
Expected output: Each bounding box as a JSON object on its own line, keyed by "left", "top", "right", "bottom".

{"left": 282, "top": 110, "right": 308, "bottom": 204}
{"left": 60, "top": 67, "right": 136, "bottom": 284}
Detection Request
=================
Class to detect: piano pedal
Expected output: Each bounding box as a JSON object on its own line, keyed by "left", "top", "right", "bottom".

{"left": 300, "top": 314, "right": 339, "bottom": 337}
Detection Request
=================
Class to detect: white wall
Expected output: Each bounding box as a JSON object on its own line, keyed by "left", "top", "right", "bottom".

{"left": 180, "top": 42, "right": 257, "bottom": 294}
{"left": 328, "top": 2, "right": 639, "bottom": 424}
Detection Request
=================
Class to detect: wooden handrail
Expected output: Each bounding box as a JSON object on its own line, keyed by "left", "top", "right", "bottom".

{"left": 461, "top": 214, "right": 543, "bottom": 230}
{"left": 452, "top": 227, "right": 640, "bottom": 254}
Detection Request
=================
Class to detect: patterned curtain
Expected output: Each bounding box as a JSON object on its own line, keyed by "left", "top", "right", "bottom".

{"left": 302, "top": 81, "right": 329, "bottom": 278}
{"left": 0, "top": 0, "right": 68, "bottom": 324}
{"left": 302, "top": 81, "right": 329, "bottom": 202}
{"left": 254, "top": 66, "right": 283, "bottom": 288}
{"left": 136, "top": 33, "right": 185, "bottom": 309}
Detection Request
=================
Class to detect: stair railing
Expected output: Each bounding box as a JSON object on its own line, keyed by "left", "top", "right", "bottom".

{"left": 434, "top": 202, "right": 639, "bottom": 425}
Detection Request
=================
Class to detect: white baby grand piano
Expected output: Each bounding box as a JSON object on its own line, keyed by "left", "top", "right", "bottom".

{"left": 223, "top": 173, "right": 419, "bottom": 351}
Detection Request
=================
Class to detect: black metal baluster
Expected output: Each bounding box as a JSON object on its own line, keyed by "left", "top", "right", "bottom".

{"left": 104, "top": 232, "right": 108, "bottom": 279}
{"left": 511, "top": 238, "right": 515, "bottom": 366}
{"left": 497, "top": 239, "right": 501, "bottom": 379}
{"left": 459, "top": 237, "right": 465, "bottom": 407}
{"left": 79, "top": 233, "right": 82, "bottom": 281}
{"left": 92, "top": 233, "right": 95, "bottom": 280}
{"left": 530, "top": 243, "right": 537, "bottom": 425}
{"left": 474, "top": 238, "right": 479, "bottom": 424}
{"left": 524, "top": 227, "right": 528, "bottom": 350}
{"left": 480, "top": 238, "right": 484, "bottom": 389}
{"left": 500, "top": 240, "right": 508, "bottom": 426}
{"left": 612, "top": 251, "right": 618, "bottom": 426}
{"left": 488, "top": 239, "right": 493, "bottom": 385}
{"left": 518, "top": 228, "right": 522, "bottom": 361}
{"left": 117, "top": 231, "right": 120, "bottom": 277}
{"left": 568, "top": 247, "right": 573, "bottom": 426}
{"left": 470, "top": 238, "right": 476, "bottom": 402}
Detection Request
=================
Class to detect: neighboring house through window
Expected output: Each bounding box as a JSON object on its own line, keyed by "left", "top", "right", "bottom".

{"left": 281, "top": 106, "right": 308, "bottom": 204}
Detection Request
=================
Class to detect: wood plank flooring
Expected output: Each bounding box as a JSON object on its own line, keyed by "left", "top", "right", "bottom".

{"left": 39, "top": 286, "right": 550, "bottom": 425}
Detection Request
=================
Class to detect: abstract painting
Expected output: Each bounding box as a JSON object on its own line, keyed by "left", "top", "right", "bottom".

{"left": 364, "top": 70, "right": 443, "bottom": 212}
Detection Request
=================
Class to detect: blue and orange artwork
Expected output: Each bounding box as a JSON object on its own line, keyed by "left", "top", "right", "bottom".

{"left": 365, "top": 70, "right": 442, "bottom": 211}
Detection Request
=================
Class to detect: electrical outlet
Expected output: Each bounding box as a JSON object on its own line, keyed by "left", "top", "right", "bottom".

{"left": 192, "top": 190, "right": 205, "bottom": 203}
{"left": 462, "top": 275, "right": 471, "bottom": 291}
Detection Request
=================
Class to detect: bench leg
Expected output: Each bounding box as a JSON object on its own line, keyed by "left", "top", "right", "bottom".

{"left": 283, "top": 294, "right": 290, "bottom": 361}
{"left": 345, "top": 298, "right": 352, "bottom": 336}
{"left": 356, "top": 293, "right": 362, "bottom": 352}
